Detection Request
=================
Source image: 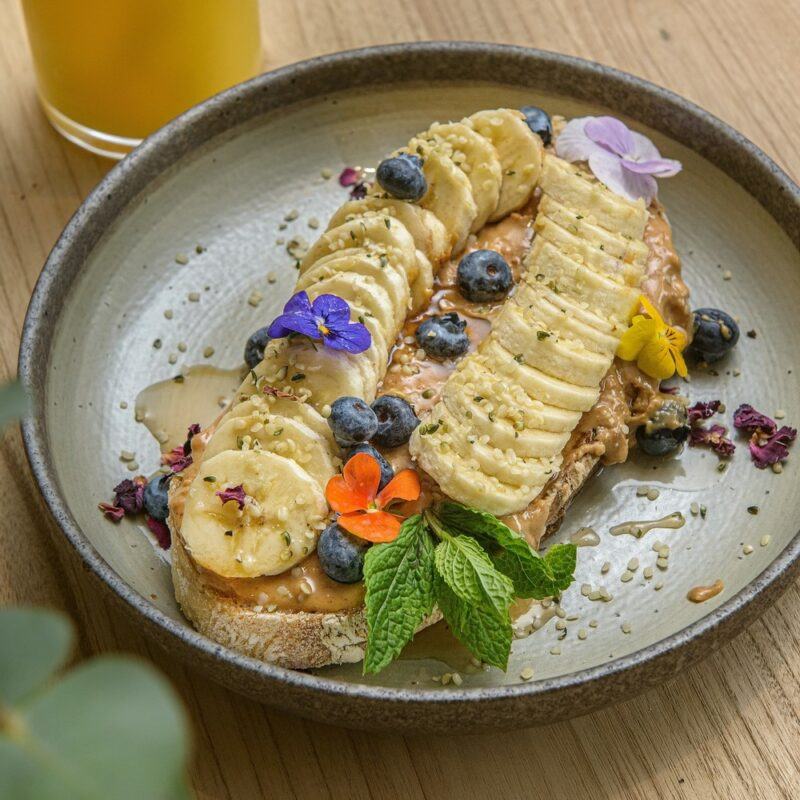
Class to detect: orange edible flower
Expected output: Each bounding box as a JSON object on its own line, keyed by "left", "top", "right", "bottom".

{"left": 325, "top": 452, "right": 421, "bottom": 542}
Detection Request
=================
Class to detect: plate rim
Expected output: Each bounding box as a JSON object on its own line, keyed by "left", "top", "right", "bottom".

{"left": 18, "top": 41, "right": 800, "bottom": 730}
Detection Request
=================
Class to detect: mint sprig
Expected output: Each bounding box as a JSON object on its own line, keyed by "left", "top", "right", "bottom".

{"left": 361, "top": 503, "right": 578, "bottom": 675}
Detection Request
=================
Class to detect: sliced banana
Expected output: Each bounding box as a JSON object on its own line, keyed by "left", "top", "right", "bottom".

{"left": 328, "top": 197, "right": 450, "bottom": 264}
{"left": 225, "top": 395, "right": 335, "bottom": 446}
{"left": 537, "top": 194, "right": 649, "bottom": 265}
{"left": 406, "top": 136, "right": 478, "bottom": 254}
{"left": 493, "top": 301, "right": 613, "bottom": 388}
{"left": 297, "top": 248, "right": 410, "bottom": 329}
{"left": 540, "top": 155, "right": 647, "bottom": 240}
{"left": 526, "top": 238, "right": 642, "bottom": 323}
{"left": 182, "top": 449, "right": 328, "bottom": 578}
{"left": 469, "top": 109, "right": 543, "bottom": 221}
{"left": 533, "top": 214, "right": 644, "bottom": 286}
{"left": 426, "top": 121, "right": 503, "bottom": 231}
{"left": 203, "top": 412, "right": 338, "bottom": 489}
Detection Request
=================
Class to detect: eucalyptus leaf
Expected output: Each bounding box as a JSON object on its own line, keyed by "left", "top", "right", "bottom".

{"left": 0, "top": 381, "right": 28, "bottom": 429}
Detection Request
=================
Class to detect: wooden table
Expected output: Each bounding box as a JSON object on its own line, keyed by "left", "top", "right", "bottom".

{"left": 3, "top": 1, "right": 799, "bottom": 797}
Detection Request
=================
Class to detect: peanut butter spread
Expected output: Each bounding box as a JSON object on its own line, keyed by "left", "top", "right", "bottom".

{"left": 174, "top": 198, "right": 689, "bottom": 611}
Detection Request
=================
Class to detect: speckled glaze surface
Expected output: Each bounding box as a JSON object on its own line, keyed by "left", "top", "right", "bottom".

{"left": 19, "top": 43, "right": 800, "bottom": 732}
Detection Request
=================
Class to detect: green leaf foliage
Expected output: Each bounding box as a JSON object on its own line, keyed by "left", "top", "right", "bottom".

{"left": 363, "top": 515, "right": 436, "bottom": 674}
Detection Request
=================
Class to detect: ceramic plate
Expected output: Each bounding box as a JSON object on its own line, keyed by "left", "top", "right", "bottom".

{"left": 20, "top": 43, "right": 800, "bottom": 732}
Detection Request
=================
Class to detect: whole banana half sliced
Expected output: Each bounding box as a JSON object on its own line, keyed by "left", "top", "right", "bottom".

{"left": 537, "top": 195, "right": 649, "bottom": 265}
{"left": 203, "top": 412, "right": 338, "bottom": 490}
{"left": 297, "top": 249, "right": 410, "bottom": 329}
{"left": 478, "top": 339, "right": 600, "bottom": 413}
{"left": 405, "top": 136, "right": 478, "bottom": 254}
{"left": 225, "top": 395, "right": 335, "bottom": 447}
{"left": 526, "top": 238, "right": 642, "bottom": 323}
{"left": 300, "top": 215, "right": 418, "bottom": 286}
{"left": 328, "top": 197, "right": 450, "bottom": 264}
{"left": 447, "top": 355, "right": 582, "bottom": 433}
{"left": 409, "top": 428, "right": 538, "bottom": 517}
{"left": 426, "top": 121, "right": 503, "bottom": 231}
{"left": 493, "top": 301, "right": 614, "bottom": 388}
{"left": 427, "top": 405, "right": 560, "bottom": 488}
{"left": 513, "top": 282, "right": 621, "bottom": 356}
{"left": 533, "top": 214, "right": 644, "bottom": 286}
{"left": 468, "top": 109, "right": 543, "bottom": 221}
{"left": 540, "top": 155, "right": 647, "bottom": 240}
{"left": 181, "top": 449, "right": 328, "bottom": 578}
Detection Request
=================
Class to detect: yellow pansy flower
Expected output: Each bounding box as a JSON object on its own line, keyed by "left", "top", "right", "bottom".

{"left": 617, "top": 296, "right": 687, "bottom": 380}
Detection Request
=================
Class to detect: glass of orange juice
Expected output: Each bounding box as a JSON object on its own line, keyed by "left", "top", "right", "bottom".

{"left": 21, "top": 0, "right": 262, "bottom": 159}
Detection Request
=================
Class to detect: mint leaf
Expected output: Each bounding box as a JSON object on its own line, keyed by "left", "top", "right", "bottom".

{"left": 433, "top": 535, "right": 514, "bottom": 617}
{"left": 435, "top": 502, "right": 577, "bottom": 599}
{"left": 434, "top": 575, "right": 512, "bottom": 670}
{"left": 363, "top": 515, "right": 436, "bottom": 674}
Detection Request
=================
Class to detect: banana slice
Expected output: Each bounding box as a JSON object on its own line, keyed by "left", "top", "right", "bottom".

{"left": 426, "top": 121, "right": 503, "bottom": 231}
{"left": 540, "top": 155, "right": 647, "bottom": 240}
{"left": 469, "top": 109, "right": 543, "bottom": 221}
{"left": 479, "top": 339, "right": 599, "bottom": 412}
{"left": 328, "top": 197, "right": 450, "bottom": 264}
{"left": 203, "top": 412, "right": 338, "bottom": 489}
{"left": 513, "top": 282, "right": 621, "bottom": 355}
{"left": 447, "top": 356, "right": 582, "bottom": 433}
{"left": 409, "top": 427, "right": 538, "bottom": 517}
{"left": 406, "top": 136, "right": 478, "bottom": 254}
{"left": 537, "top": 195, "right": 649, "bottom": 266}
{"left": 300, "top": 215, "right": 418, "bottom": 287}
{"left": 225, "top": 395, "right": 335, "bottom": 447}
{"left": 297, "top": 249, "right": 410, "bottom": 329}
{"left": 409, "top": 249, "right": 435, "bottom": 314}
{"left": 493, "top": 301, "right": 614, "bottom": 388}
{"left": 182, "top": 449, "right": 328, "bottom": 578}
{"left": 533, "top": 214, "right": 644, "bottom": 287}
{"left": 526, "top": 238, "right": 642, "bottom": 323}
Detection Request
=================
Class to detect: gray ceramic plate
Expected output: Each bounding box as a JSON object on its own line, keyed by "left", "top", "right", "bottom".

{"left": 20, "top": 43, "right": 800, "bottom": 732}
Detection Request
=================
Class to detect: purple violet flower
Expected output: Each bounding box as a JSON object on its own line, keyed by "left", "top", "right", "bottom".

{"left": 267, "top": 291, "right": 371, "bottom": 354}
{"left": 689, "top": 424, "right": 735, "bottom": 457}
{"left": 749, "top": 426, "right": 797, "bottom": 469}
{"left": 687, "top": 399, "right": 721, "bottom": 425}
{"left": 732, "top": 403, "right": 777, "bottom": 436}
{"left": 556, "top": 116, "right": 682, "bottom": 204}
{"left": 216, "top": 484, "right": 247, "bottom": 510}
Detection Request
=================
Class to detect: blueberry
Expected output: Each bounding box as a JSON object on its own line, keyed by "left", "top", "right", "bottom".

{"left": 244, "top": 326, "right": 270, "bottom": 369}
{"left": 143, "top": 474, "right": 172, "bottom": 521}
{"left": 415, "top": 313, "right": 470, "bottom": 359}
{"left": 317, "top": 522, "right": 368, "bottom": 583}
{"left": 636, "top": 400, "right": 690, "bottom": 456}
{"left": 376, "top": 154, "right": 427, "bottom": 201}
{"left": 347, "top": 443, "right": 394, "bottom": 490}
{"left": 520, "top": 105, "right": 552, "bottom": 146}
{"left": 457, "top": 249, "right": 513, "bottom": 302}
{"left": 686, "top": 308, "right": 739, "bottom": 363}
{"left": 328, "top": 396, "right": 378, "bottom": 447}
{"left": 370, "top": 395, "right": 420, "bottom": 448}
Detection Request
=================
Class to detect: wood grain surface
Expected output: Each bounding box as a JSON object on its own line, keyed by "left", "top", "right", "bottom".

{"left": 3, "top": 1, "right": 800, "bottom": 797}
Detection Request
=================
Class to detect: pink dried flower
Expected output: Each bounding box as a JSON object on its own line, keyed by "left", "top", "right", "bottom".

{"left": 112, "top": 477, "right": 146, "bottom": 514}
{"left": 216, "top": 484, "right": 247, "bottom": 510}
{"left": 162, "top": 447, "right": 193, "bottom": 473}
{"left": 733, "top": 404, "right": 777, "bottom": 436}
{"left": 687, "top": 400, "right": 721, "bottom": 425}
{"left": 349, "top": 182, "right": 368, "bottom": 200}
{"left": 145, "top": 515, "right": 171, "bottom": 549}
{"left": 748, "top": 426, "right": 796, "bottom": 469}
{"left": 338, "top": 167, "right": 361, "bottom": 187}
{"left": 98, "top": 502, "right": 125, "bottom": 522}
{"left": 689, "top": 424, "right": 735, "bottom": 457}
{"left": 187, "top": 423, "right": 201, "bottom": 438}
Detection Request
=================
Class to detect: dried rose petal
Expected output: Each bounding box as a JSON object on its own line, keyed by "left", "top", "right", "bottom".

{"left": 187, "top": 423, "right": 201, "bottom": 438}
{"left": 99, "top": 502, "right": 125, "bottom": 522}
{"left": 112, "top": 477, "right": 146, "bottom": 514}
{"left": 170, "top": 455, "right": 193, "bottom": 473}
{"left": 145, "top": 515, "right": 171, "bottom": 549}
{"left": 349, "top": 182, "right": 368, "bottom": 200}
{"left": 687, "top": 400, "right": 721, "bottom": 425}
{"left": 733, "top": 404, "right": 777, "bottom": 436}
{"left": 162, "top": 447, "right": 193, "bottom": 473}
{"left": 749, "top": 426, "right": 797, "bottom": 469}
{"left": 216, "top": 484, "right": 247, "bottom": 510}
{"left": 689, "top": 423, "right": 735, "bottom": 457}
{"left": 262, "top": 384, "right": 297, "bottom": 400}
{"left": 338, "top": 167, "right": 361, "bottom": 187}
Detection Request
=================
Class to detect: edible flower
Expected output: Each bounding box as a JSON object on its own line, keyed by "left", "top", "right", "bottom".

{"left": 556, "top": 116, "right": 682, "bottom": 203}
{"left": 267, "top": 291, "right": 371, "bottom": 354}
{"left": 112, "top": 476, "right": 146, "bottom": 514}
{"left": 216, "top": 484, "right": 247, "bottom": 510}
{"left": 145, "top": 516, "right": 171, "bottom": 549}
{"left": 339, "top": 166, "right": 368, "bottom": 199}
{"left": 733, "top": 404, "right": 796, "bottom": 468}
{"left": 98, "top": 502, "right": 125, "bottom": 522}
{"left": 162, "top": 447, "right": 192, "bottom": 473}
{"left": 687, "top": 399, "right": 721, "bottom": 425}
{"left": 617, "top": 296, "right": 688, "bottom": 380}
{"left": 325, "top": 453, "right": 421, "bottom": 542}
{"left": 688, "top": 424, "right": 735, "bottom": 457}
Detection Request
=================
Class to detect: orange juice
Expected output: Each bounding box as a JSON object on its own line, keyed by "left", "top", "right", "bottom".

{"left": 21, "top": 0, "right": 262, "bottom": 157}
